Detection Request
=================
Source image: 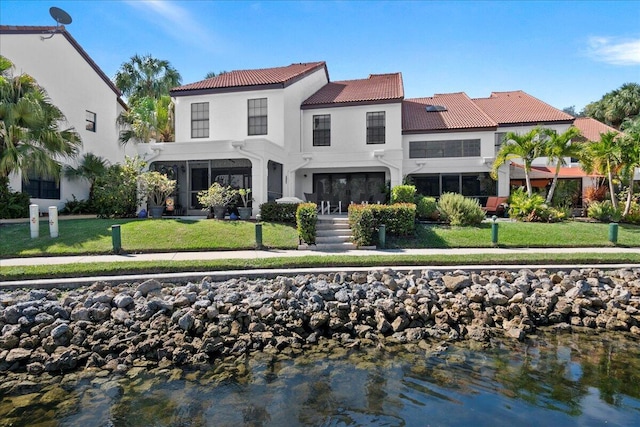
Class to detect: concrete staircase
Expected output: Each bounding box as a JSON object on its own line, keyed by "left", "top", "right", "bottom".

{"left": 312, "top": 216, "right": 356, "bottom": 251}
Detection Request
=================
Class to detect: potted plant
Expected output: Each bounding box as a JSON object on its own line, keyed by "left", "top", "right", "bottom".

{"left": 138, "top": 171, "right": 176, "bottom": 219}
{"left": 237, "top": 188, "right": 253, "bottom": 220}
{"left": 197, "top": 182, "right": 237, "bottom": 219}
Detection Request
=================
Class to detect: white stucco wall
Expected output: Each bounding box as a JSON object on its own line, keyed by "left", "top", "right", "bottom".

{"left": 174, "top": 90, "right": 285, "bottom": 146}
{"left": 1, "top": 31, "right": 132, "bottom": 212}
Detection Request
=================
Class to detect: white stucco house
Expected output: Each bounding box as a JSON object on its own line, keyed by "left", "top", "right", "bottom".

{"left": 140, "top": 62, "right": 597, "bottom": 216}
{"left": 0, "top": 25, "right": 134, "bottom": 212}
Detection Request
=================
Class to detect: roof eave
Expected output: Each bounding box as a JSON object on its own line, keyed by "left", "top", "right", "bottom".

{"left": 497, "top": 119, "right": 575, "bottom": 127}
{"left": 301, "top": 98, "right": 403, "bottom": 110}
{"left": 402, "top": 126, "right": 498, "bottom": 135}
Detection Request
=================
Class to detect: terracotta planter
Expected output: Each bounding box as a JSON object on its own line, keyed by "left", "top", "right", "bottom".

{"left": 238, "top": 207, "right": 252, "bottom": 220}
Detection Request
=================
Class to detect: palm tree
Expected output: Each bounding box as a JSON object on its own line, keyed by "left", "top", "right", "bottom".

{"left": 542, "top": 127, "right": 584, "bottom": 204}
{"left": 585, "top": 83, "right": 640, "bottom": 129}
{"left": 114, "top": 54, "right": 181, "bottom": 103}
{"left": 117, "top": 96, "right": 175, "bottom": 144}
{"left": 619, "top": 120, "right": 640, "bottom": 216}
{"left": 64, "top": 153, "right": 109, "bottom": 200}
{"left": 491, "top": 127, "right": 545, "bottom": 197}
{"left": 0, "top": 56, "right": 81, "bottom": 183}
{"left": 581, "top": 131, "right": 621, "bottom": 206}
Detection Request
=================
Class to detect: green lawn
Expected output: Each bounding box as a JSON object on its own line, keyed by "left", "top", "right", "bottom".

{"left": 3, "top": 252, "right": 640, "bottom": 281}
{"left": 389, "top": 221, "right": 640, "bottom": 248}
{"left": 0, "top": 218, "right": 299, "bottom": 257}
{"left": 2, "top": 218, "right": 640, "bottom": 281}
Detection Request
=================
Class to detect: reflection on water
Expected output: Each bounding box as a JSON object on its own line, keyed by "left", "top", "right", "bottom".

{"left": 1, "top": 331, "right": 639, "bottom": 426}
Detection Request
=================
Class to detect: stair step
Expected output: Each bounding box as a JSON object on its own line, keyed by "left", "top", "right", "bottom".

{"left": 316, "top": 236, "right": 352, "bottom": 244}
{"left": 317, "top": 229, "right": 352, "bottom": 237}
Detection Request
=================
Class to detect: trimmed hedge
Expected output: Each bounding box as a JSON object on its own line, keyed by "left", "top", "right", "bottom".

{"left": 259, "top": 202, "right": 299, "bottom": 224}
{"left": 348, "top": 203, "right": 416, "bottom": 246}
{"left": 296, "top": 203, "right": 317, "bottom": 244}
{"left": 391, "top": 185, "right": 416, "bottom": 204}
{"left": 415, "top": 195, "right": 438, "bottom": 220}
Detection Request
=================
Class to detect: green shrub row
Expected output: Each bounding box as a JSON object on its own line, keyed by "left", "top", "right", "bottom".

{"left": 296, "top": 203, "right": 317, "bottom": 244}
{"left": 416, "top": 195, "right": 438, "bottom": 220}
{"left": 0, "top": 177, "right": 30, "bottom": 219}
{"left": 259, "top": 202, "right": 299, "bottom": 223}
{"left": 348, "top": 203, "right": 416, "bottom": 246}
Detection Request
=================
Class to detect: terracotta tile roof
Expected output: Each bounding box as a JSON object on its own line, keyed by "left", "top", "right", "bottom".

{"left": 172, "top": 62, "right": 327, "bottom": 94}
{"left": 301, "top": 73, "right": 404, "bottom": 108}
{"left": 511, "top": 163, "right": 598, "bottom": 178}
{"left": 573, "top": 117, "right": 620, "bottom": 142}
{"left": 0, "top": 25, "right": 126, "bottom": 108}
{"left": 402, "top": 92, "right": 497, "bottom": 133}
{"left": 472, "top": 90, "right": 573, "bottom": 125}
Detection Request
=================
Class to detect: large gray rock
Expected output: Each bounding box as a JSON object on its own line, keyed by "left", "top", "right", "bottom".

{"left": 136, "top": 279, "right": 162, "bottom": 296}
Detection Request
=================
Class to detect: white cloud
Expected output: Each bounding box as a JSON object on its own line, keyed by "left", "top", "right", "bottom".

{"left": 587, "top": 36, "right": 640, "bottom": 65}
{"left": 125, "top": 0, "right": 218, "bottom": 51}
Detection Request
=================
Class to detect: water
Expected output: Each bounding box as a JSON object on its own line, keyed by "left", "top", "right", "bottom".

{"left": 1, "top": 331, "right": 639, "bottom": 426}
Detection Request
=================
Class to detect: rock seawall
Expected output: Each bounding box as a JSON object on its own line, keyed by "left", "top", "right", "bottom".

{"left": 1, "top": 267, "right": 639, "bottom": 374}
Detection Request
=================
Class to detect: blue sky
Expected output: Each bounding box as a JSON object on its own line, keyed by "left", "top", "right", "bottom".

{"left": 1, "top": 0, "right": 638, "bottom": 111}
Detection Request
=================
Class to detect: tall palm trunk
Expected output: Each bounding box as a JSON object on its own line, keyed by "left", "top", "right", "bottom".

{"left": 524, "top": 167, "right": 533, "bottom": 197}
{"left": 545, "top": 163, "right": 562, "bottom": 204}
{"left": 607, "top": 161, "right": 617, "bottom": 206}
{"left": 623, "top": 184, "right": 634, "bottom": 217}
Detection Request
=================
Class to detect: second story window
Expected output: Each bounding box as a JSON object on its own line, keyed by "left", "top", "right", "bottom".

{"left": 86, "top": 110, "right": 96, "bottom": 132}
{"left": 366, "top": 111, "right": 385, "bottom": 144}
{"left": 248, "top": 98, "right": 267, "bottom": 135}
{"left": 191, "top": 102, "right": 209, "bottom": 138}
{"left": 313, "top": 114, "right": 331, "bottom": 146}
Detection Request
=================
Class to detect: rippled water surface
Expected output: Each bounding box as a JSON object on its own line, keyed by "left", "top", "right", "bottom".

{"left": 2, "top": 332, "right": 639, "bottom": 426}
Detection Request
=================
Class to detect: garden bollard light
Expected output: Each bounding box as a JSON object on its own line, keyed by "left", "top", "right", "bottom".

{"left": 491, "top": 215, "right": 499, "bottom": 246}
{"left": 29, "top": 204, "right": 39, "bottom": 238}
{"left": 112, "top": 225, "right": 122, "bottom": 253}
{"left": 609, "top": 222, "right": 618, "bottom": 244}
{"left": 378, "top": 224, "right": 386, "bottom": 249}
{"left": 48, "top": 206, "right": 58, "bottom": 238}
{"left": 255, "top": 222, "right": 263, "bottom": 249}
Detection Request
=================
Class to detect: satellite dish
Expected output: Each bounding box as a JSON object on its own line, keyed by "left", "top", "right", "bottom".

{"left": 49, "top": 7, "right": 72, "bottom": 25}
{"left": 41, "top": 6, "right": 72, "bottom": 40}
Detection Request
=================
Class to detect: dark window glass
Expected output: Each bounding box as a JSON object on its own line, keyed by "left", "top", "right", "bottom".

{"left": 23, "top": 172, "right": 60, "bottom": 199}
{"left": 248, "top": 98, "right": 267, "bottom": 135}
{"left": 494, "top": 132, "right": 506, "bottom": 153}
{"left": 191, "top": 102, "right": 209, "bottom": 138}
{"left": 86, "top": 110, "right": 96, "bottom": 132}
{"left": 409, "top": 139, "right": 481, "bottom": 158}
{"left": 313, "top": 114, "right": 331, "bottom": 146}
{"left": 366, "top": 111, "right": 385, "bottom": 144}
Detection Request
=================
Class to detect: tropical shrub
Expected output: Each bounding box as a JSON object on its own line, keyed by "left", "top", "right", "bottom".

{"left": 437, "top": 193, "right": 485, "bottom": 226}
{"left": 415, "top": 195, "right": 439, "bottom": 220}
{"left": 196, "top": 182, "right": 236, "bottom": 211}
{"left": 583, "top": 185, "right": 607, "bottom": 206}
{"left": 0, "top": 177, "right": 30, "bottom": 219}
{"left": 391, "top": 185, "right": 416, "bottom": 204}
{"left": 60, "top": 195, "right": 94, "bottom": 215}
{"left": 296, "top": 203, "right": 317, "bottom": 244}
{"left": 259, "top": 202, "right": 299, "bottom": 224}
{"left": 587, "top": 200, "right": 622, "bottom": 223}
{"left": 139, "top": 171, "right": 176, "bottom": 207}
{"left": 508, "top": 188, "right": 566, "bottom": 222}
{"left": 93, "top": 158, "right": 143, "bottom": 218}
{"left": 622, "top": 201, "right": 640, "bottom": 224}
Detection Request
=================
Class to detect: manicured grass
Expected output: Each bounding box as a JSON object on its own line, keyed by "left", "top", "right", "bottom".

{"left": 3, "top": 253, "right": 640, "bottom": 281}
{"left": 0, "top": 218, "right": 299, "bottom": 257}
{"left": 389, "top": 221, "right": 640, "bottom": 248}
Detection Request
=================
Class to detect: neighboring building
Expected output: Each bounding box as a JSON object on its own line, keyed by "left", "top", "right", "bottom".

{"left": 0, "top": 25, "right": 134, "bottom": 212}
{"left": 141, "top": 62, "right": 605, "bottom": 215}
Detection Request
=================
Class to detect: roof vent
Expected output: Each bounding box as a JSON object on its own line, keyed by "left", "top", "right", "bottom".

{"left": 426, "top": 105, "right": 447, "bottom": 112}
